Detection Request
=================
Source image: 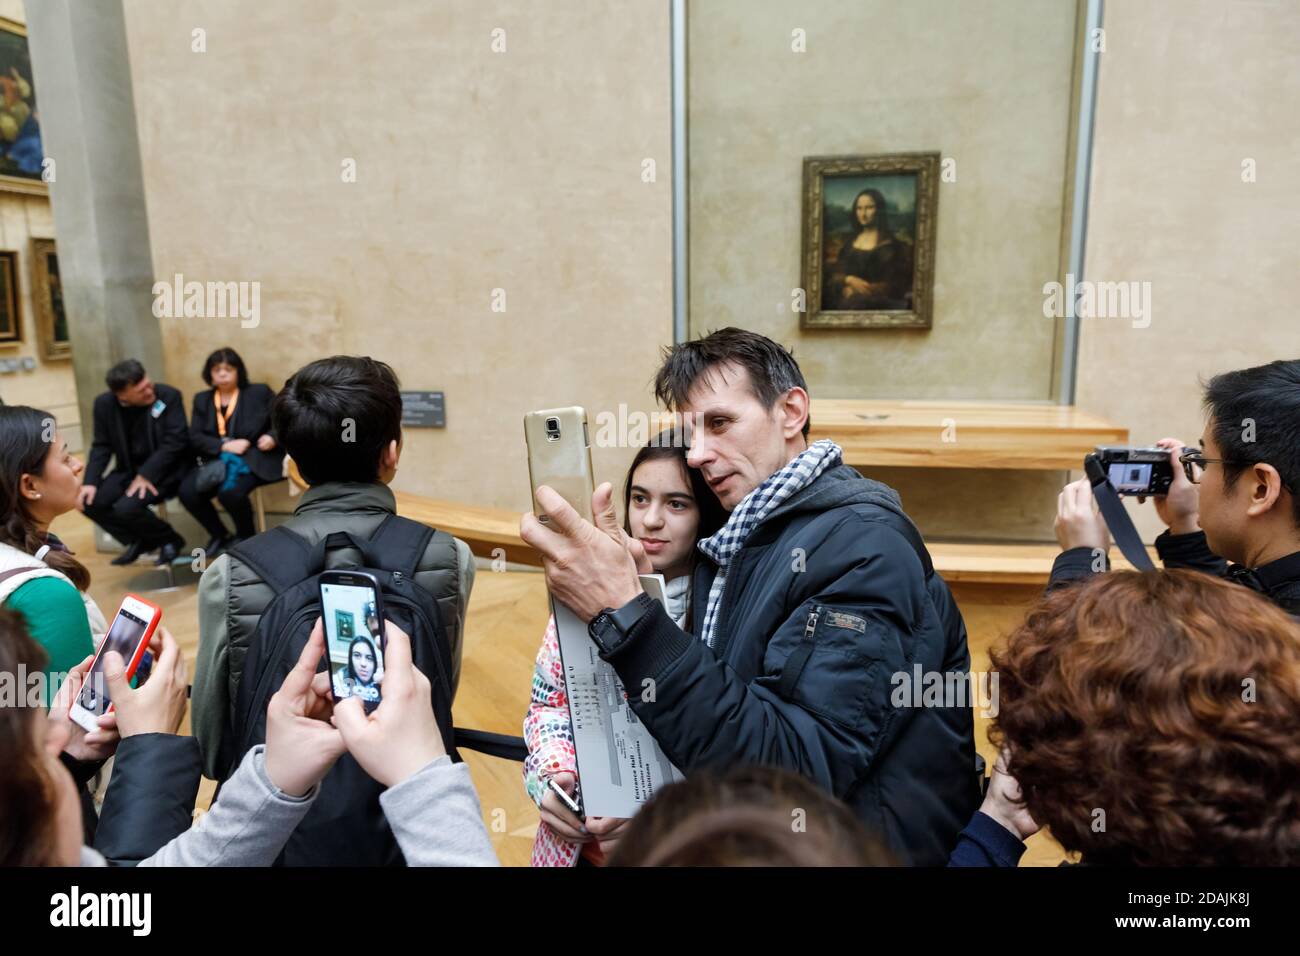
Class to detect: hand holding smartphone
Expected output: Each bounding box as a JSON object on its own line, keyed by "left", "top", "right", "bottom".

{"left": 524, "top": 407, "right": 595, "bottom": 524}
{"left": 319, "top": 570, "right": 386, "bottom": 712}
{"left": 68, "top": 594, "right": 161, "bottom": 733}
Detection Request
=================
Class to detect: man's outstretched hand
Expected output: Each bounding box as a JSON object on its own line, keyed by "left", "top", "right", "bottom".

{"left": 520, "top": 482, "right": 646, "bottom": 623}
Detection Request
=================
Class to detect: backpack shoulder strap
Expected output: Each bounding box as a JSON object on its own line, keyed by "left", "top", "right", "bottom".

{"left": 0, "top": 566, "right": 36, "bottom": 587}
{"left": 227, "top": 526, "right": 315, "bottom": 592}
{"left": 366, "top": 513, "right": 435, "bottom": 578}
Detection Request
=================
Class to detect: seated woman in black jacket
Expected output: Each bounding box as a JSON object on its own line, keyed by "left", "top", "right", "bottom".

{"left": 178, "top": 348, "right": 285, "bottom": 554}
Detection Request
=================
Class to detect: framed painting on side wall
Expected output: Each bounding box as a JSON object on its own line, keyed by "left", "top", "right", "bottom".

{"left": 801, "top": 152, "right": 940, "bottom": 330}
{"left": 31, "top": 237, "right": 69, "bottom": 359}
{"left": 0, "top": 18, "right": 46, "bottom": 196}
{"left": 0, "top": 250, "right": 20, "bottom": 343}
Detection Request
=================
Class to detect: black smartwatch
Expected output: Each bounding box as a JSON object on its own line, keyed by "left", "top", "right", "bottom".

{"left": 587, "top": 591, "right": 656, "bottom": 657}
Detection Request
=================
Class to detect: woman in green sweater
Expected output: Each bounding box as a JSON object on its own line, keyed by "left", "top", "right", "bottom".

{"left": 0, "top": 406, "right": 107, "bottom": 683}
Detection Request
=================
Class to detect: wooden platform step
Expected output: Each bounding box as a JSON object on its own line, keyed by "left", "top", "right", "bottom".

{"left": 393, "top": 491, "right": 1154, "bottom": 586}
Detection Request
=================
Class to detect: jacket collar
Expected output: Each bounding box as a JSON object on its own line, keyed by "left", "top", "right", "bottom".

{"left": 294, "top": 481, "right": 397, "bottom": 519}
{"left": 762, "top": 463, "right": 906, "bottom": 528}
{"left": 1230, "top": 549, "right": 1300, "bottom": 595}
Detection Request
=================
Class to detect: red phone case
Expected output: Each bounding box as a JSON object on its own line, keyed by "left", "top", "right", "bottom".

{"left": 71, "top": 593, "right": 162, "bottom": 717}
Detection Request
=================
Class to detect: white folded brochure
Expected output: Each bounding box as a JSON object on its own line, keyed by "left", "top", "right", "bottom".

{"left": 552, "top": 573, "right": 684, "bottom": 818}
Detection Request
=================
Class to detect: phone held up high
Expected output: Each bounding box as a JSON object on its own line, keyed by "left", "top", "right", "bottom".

{"left": 319, "top": 569, "right": 387, "bottom": 713}
{"left": 524, "top": 406, "right": 596, "bottom": 525}
{"left": 68, "top": 594, "right": 162, "bottom": 733}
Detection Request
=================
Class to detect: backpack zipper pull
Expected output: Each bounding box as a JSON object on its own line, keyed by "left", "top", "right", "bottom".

{"left": 392, "top": 571, "right": 404, "bottom": 585}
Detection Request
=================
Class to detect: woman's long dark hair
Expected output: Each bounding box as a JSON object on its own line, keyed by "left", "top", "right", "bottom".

{"left": 620, "top": 427, "right": 726, "bottom": 631}
{"left": 0, "top": 609, "right": 61, "bottom": 866}
{"left": 0, "top": 406, "right": 90, "bottom": 591}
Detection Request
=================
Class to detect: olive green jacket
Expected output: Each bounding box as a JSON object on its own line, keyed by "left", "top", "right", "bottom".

{"left": 192, "top": 482, "right": 474, "bottom": 779}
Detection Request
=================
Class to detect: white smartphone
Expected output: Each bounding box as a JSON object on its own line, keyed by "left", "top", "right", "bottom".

{"left": 68, "top": 594, "right": 162, "bottom": 733}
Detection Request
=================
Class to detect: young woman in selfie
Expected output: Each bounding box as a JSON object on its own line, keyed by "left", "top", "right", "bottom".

{"left": 522, "top": 433, "right": 725, "bottom": 866}
{"left": 334, "top": 634, "right": 383, "bottom": 701}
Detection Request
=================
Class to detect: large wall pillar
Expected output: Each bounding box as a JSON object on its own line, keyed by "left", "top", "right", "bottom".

{"left": 24, "top": 0, "right": 161, "bottom": 440}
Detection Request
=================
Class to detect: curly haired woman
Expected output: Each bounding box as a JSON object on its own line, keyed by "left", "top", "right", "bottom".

{"left": 951, "top": 569, "right": 1300, "bottom": 866}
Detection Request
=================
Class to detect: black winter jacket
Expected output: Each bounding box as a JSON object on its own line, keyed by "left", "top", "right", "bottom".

{"left": 84, "top": 383, "right": 190, "bottom": 493}
{"left": 1050, "top": 529, "right": 1300, "bottom": 620}
{"left": 92, "top": 734, "right": 203, "bottom": 865}
{"left": 189, "top": 384, "right": 285, "bottom": 483}
{"left": 605, "top": 464, "right": 981, "bottom": 865}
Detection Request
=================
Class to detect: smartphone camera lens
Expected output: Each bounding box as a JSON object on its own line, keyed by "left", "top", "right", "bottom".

{"left": 545, "top": 417, "right": 561, "bottom": 441}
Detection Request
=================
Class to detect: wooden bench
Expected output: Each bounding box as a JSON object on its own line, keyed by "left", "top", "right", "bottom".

{"left": 390, "top": 491, "right": 1156, "bottom": 586}
{"left": 808, "top": 399, "right": 1127, "bottom": 471}
{"left": 291, "top": 460, "right": 1153, "bottom": 589}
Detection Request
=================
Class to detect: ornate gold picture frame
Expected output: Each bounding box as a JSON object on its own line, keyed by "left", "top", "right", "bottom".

{"left": 31, "top": 237, "right": 70, "bottom": 359}
{"left": 801, "top": 152, "right": 939, "bottom": 330}
{"left": 0, "top": 18, "right": 47, "bottom": 196}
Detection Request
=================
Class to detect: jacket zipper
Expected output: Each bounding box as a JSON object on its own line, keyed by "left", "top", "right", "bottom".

{"left": 804, "top": 607, "right": 820, "bottom": 641}
{"left": 711, "top": 551, "right": 745, "bottom": 660}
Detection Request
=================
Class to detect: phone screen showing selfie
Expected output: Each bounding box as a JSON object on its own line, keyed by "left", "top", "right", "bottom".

{"left": 78, "top": 607, "right": 149, "bottom": 716}
{"left": 321, "top": 583, "right": 384, "bottom": 710}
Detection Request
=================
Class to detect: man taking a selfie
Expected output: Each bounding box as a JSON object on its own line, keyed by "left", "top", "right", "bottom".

{"left": 1053, "top": 359, "right": 1300, "bottom": 618}
{"left": 520, "top": 328, "right": 979, "bottom": 866}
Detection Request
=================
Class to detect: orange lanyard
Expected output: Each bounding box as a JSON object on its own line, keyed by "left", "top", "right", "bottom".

{"left": 215, "top": 389, "right": 239, "bottom": 438}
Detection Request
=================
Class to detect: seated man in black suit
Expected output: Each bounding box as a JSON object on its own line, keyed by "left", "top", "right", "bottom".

{"left": 77, "top": 359, "right": 189, "bottom": 566}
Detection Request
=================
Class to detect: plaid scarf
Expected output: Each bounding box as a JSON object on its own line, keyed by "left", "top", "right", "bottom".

{"left": 697, "top": 439, "right": 842, "bottom": 648}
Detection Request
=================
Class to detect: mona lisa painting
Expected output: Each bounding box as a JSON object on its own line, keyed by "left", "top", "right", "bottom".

{"left": 801, "top": 153, "right": 939, "bottom": 329}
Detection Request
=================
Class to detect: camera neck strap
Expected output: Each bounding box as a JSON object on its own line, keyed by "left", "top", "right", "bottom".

{"left": 1084, "top": 455, "right": 1156, "bottom": 572}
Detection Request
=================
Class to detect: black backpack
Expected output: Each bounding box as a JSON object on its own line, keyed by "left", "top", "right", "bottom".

{"left": 225, "top": 515, "right": 459, "bottom": 866}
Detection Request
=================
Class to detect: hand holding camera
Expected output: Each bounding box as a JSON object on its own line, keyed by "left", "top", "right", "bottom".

{"left": 1055, "top": 478, "right": 1110, "bottom": 553}
{"left": 1139, "top": 437, "right": 1201, "bottom": 534}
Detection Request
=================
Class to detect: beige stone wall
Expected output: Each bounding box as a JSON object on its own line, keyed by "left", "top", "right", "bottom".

{"left": 121, "top": 0, "right": 673, "bottom": 511}
{"left": 1077, "top": 0, "right": 1300, "bottom": 540}
{"left": 687, "top": 0, "right": 1079, "bottom": 400}
{"left": 67, "top": 0, "right": 1297, "bottom": 548}
{"left": 687, "top": 0, "right": 1081, "bottom": 539}
{"left": 0, "top": 1, "right": 79, "bottom": 444}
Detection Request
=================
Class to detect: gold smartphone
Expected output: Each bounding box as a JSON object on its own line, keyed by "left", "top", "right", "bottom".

{"left": 524, "top": 406, "right": 595, "bottom": 525}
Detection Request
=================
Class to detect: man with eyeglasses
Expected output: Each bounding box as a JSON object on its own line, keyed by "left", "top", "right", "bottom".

{"left": 1051, "top": 360, "right": 1300, "bottom": 617}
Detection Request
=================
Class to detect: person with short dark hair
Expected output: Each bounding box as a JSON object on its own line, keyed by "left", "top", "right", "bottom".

{"left": 191, "top": 355, "right": 475, "bottom": 782}
{"left": 608, "top": 764, "right": 895, "bottom": 866}
{"left": 521, "top": 327, "right": 980, "bottom": 866}
{"left": 78, "top": 359, "right": 188, "bottom": 566}
{"left": 177, "top": 347, "right": 284, "bottom": 555}
{"left": 950, "top": 570, "right": 1300, "bottom": 866}
{"left": 1053, "top": 359, "right": 1300, "bottom": 618}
